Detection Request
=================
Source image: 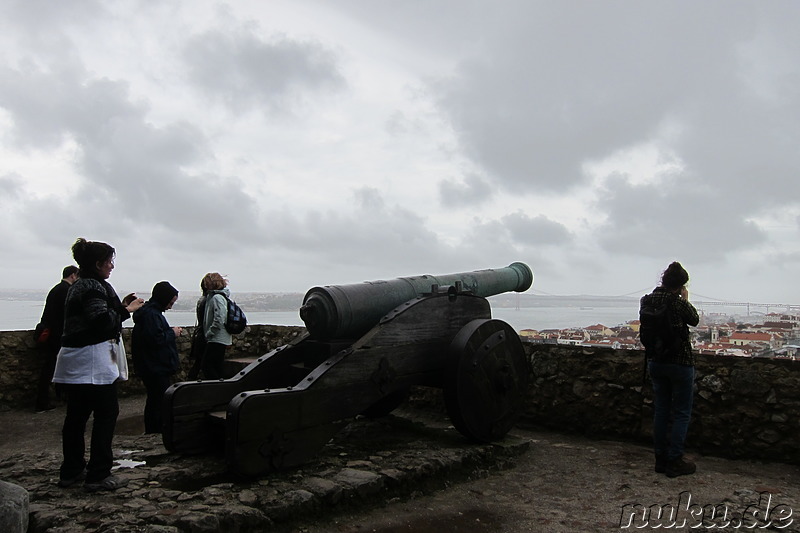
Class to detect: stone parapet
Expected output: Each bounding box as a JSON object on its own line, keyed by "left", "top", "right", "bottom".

{"left": 0, "top": 325, "right": 304, "bottom": 408}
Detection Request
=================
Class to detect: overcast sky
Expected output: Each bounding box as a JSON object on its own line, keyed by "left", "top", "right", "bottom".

{"left": 1, "top": 1, "right": 799, "bottom": 304}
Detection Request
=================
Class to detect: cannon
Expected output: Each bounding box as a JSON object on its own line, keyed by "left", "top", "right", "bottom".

{"left": 163, "top": 262, "right": 533, "bottom": 476}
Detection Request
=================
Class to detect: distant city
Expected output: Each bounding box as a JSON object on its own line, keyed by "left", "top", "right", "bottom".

{"left": 520, "top": 310, "right": 800, "bottom": 361}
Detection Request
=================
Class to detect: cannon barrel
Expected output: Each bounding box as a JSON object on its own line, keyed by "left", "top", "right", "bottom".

{"left": 299, "top": 262, "right": 533, "bottom": 340}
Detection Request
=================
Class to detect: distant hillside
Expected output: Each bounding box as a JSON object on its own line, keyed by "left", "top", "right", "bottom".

{"left": 167, "top": 292, "right": 304, "bottom": 312}
{"left": 0, "top": 289, "right": 305, "bottom": 313}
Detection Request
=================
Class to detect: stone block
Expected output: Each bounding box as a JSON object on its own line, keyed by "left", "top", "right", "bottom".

{"left": 334, "top": 468, "right": 384, "bottom": 499}
{"left": 0, "top": 480, "right": 28, "bottom": 533}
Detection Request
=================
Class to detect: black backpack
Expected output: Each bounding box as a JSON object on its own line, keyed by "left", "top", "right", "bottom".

{"left": 639, "top": 295, "right": 676, "bottom": 361}
{"left": 222, "top": 294, "right": 247, "bottom": 334}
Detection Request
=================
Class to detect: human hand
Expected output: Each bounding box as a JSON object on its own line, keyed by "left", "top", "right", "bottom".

{"left": 122, "top": 293, "right": 137, "bottom": 305}
{"left": 680, "top": 286, "right": 689, "bottom": 300}
{"left": 126, "top": 297, "right": 145, "bottom": 313}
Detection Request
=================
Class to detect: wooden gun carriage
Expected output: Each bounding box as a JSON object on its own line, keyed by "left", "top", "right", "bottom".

{"left": 162, "top": 262, "right": 534, "bottom": 476}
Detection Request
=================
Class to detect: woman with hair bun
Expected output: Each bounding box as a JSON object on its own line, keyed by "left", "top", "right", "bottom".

{"left": 639, "top": 261, "right": 700, "bottom": 478}
{"left": 53, "top": 238, "right": 144, "bottom": 492}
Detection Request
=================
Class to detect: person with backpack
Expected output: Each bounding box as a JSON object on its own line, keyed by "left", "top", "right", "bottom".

{"left": 199, "top": 272, "right": 235, "bottom": 379}
{"left": 34, "top": 265, "right": 79, "bottom": 412}
{"left": 639, "top": 261, "right": 700, "bottom": 478}
{"left": 186, "top": 280, "right": 208, "bottom": 381}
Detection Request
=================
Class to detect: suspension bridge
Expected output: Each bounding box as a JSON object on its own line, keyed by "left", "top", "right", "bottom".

{"left": 692, "top": 301, "right": 800, "bottom": 315}
{"left": 526, "top": 289, "right": 800, "bottom": 316}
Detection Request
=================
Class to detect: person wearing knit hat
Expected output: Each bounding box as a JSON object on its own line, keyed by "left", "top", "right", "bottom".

{"left": 131, "top": 281, "right": 183, "bottom": 434}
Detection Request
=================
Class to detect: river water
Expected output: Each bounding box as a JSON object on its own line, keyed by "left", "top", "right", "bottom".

{"left": 1, "top": 299, "right": 644, "bottom": 333}
{"left": 2, "top": 298, "right": 755, "bottom": 333}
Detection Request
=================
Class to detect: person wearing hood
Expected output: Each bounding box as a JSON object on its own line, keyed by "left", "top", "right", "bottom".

{"left": 132, "top": 281, "right": 182, "bottom": 434}
{"left": 200, "top": 272, "right": 233, "bottom": 379}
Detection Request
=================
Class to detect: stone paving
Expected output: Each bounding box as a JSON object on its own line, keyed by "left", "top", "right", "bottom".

{"left": 0, "top": 396, "right": 528, "bottom": 532}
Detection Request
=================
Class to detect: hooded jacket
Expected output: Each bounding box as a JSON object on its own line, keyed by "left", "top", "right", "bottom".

{"left": 203, "top": 288, "right": 233, "bottom": 346}
{"left": 131, "top": 283, "right": 180, "bottom": 377}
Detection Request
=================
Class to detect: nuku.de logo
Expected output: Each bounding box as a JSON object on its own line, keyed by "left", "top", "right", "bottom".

{"left": 619, "top": 491, "right": 793, "bottom": 529}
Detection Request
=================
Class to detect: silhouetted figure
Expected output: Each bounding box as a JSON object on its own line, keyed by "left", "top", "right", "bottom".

{"left": 132, "top": 281, "right": 182, "bottom": 434}
{"left": 52, "top": 238, "right": 144, "bottom": 492}
{"left": 34, "top": 265, "right": 79, "bottom": 412}
{"left": 640, "top": 261, "right": 700, "bottom": 478}
{"left": 186, "top": 281, "right": 207, "bottom": 381}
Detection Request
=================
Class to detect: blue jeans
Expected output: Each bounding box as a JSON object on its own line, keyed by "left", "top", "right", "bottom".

{"left": 649, "top": 361, "right": 695, "bottom": 461}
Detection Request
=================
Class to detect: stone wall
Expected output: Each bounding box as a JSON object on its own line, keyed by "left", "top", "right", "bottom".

{"left": 1, "top": 328, "right": 798, "bottom": 465}
{"left": 522, "top": 342, "right": 800, "bottom": 465}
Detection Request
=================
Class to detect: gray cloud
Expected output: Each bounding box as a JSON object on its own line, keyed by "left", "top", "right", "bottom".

{"left": 183, "top": 27, "right": 344, "bottom": 114}
{"left": 353, "top": 187, "right": 385, "bottom": 210}
{"left": 0, "top": 174, "right": 24, "bottom": 199}
{"left": 594, "top": 174, "right": 766, "bottom": 262}
{"left": 430, "top": 2, "right": 757, "bottom": 192}
{"left": 0, "top": 61, "right": 265, "bottom": 250}
{"left": 501, "top": 212, "right": 572, "bottom": 246}
{"left": 438, "top": 173, "right": 493, "bottom": 207}
{"left": 273, "top": 192, "right": 448, "bottom": 270}
{"left": 2, "top": 0, "right": 108, "bottom": 48}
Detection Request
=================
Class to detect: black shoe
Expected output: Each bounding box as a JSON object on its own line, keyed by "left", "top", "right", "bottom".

{"left": 57, "top": 470, "right": 86, "bottom": 488}
{"left": 655, "top": 455, "right": 667, "bottom": 473}
{"left": 665, "top": 456, "right": 696, "bottom": 478}
{"left": 85, "top": 474, "right": 128, "bottom": 493}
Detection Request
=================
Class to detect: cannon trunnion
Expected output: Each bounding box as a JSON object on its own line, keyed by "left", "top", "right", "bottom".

{"left": 163, "top": 263, "right": 532, "bottom": 476}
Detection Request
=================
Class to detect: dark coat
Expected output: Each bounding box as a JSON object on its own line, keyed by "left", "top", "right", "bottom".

{"left": 38, "top": 279, "right": 71, "bottom": 350}
{"left": 131, "top": 301, "right": 179, "bottom": 377}
{"left": 61, "top": 277, "right": 130, "bottom": 348}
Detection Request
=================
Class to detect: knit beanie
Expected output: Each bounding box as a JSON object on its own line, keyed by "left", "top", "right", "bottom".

{"left": 151, "top": 281, "right": 179, "bottom": 310}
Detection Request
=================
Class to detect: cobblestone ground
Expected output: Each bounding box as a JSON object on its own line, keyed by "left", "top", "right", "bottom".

{"left": 2, "top": 396, "right": 799, "bottom": 533}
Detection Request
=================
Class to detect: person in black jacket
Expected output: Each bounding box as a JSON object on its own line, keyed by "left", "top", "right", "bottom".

{"left": 132, "top": 281, "right": 182, "bottom": 434}
{"left": 53, "top": 238, "right": 144, "bottom": 492}
{"left": 34, "top": 265, "right": 79, "bottom": 412}
{"left": 640, "top": 261, "right": 700, "bottom": 478}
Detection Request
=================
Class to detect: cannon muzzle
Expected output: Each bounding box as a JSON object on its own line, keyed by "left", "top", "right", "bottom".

{"left": 299, "top": 262, "right": 533, "bottom": 339}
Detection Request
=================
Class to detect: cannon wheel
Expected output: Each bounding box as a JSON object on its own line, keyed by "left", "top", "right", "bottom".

{"left": 444, "top": 318, "right": 530, "bottom": 442}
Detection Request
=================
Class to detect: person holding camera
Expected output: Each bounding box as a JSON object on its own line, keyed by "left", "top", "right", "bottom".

{"left": 640, "top": 261, "right": 700, "bottom": 478}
